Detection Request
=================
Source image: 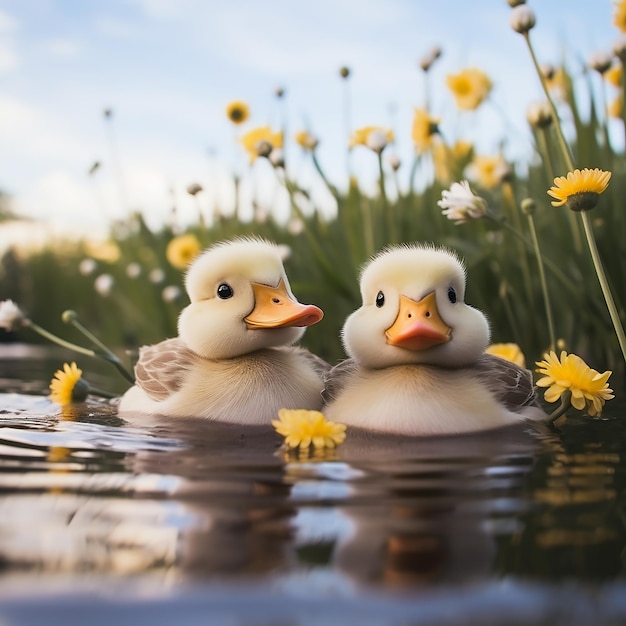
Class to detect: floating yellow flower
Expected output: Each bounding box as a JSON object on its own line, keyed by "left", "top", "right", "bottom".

{"left": 547, "top": 168, "right": 612, "bottom": 211}
{"left": 240, "top": 125, "right": 283, "bottom": 162}
{"left": 485, "top": 343, "right": 526, "bottom": 368}
{"left": 225, "top": 100, "right": 250, "bottom": 125}
{"left": 272, "top": 409, "right": 347, "bottom": 449}
{"left": 535, "top": 351, "right": 613, "bottom": 417}
{"left": 467, "top": 154, "right": 511, "bottom": 189}
{"left": 446, "top": 68, "right": 492, "bottom": 111}
{"left": 166, "top": 233, "right": 201, "bottom": 270}
{"left": 294, "top": 130, "right": 319, "bottom": 151}
{"left": 49, "top": 362, "right": 90, "bottom": 406}
{"left": 349, "top": 126, "right": 394, "bottom": 153}
{"left": 614, "top": 0, "right": 626, "bottom": 33}
{"left": 411, "top": 107, "right": 440, "bottom": 154}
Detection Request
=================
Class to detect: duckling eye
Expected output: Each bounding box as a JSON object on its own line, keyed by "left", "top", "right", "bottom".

{"left": 447, "top": 286, "right": 457, "bottom": 304}
{"left": 217, "top": 283, "right": 234, "bottom": 299}
{"left": 375, "top": 291, "right": 385, "bottom": 308}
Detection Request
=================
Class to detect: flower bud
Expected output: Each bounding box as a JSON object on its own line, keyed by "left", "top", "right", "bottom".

{"left": 61, "top": 310, "right": 79, "bottom": 324}
{"left": 418, "top": 46, "right": 442, "bottom": 72}
{"left": 588, "top": 50, "right": 614, "bottom": 75}
{"left": 507, "top": 0, "right": 525, "bottom": 6}
{"left": 510, "top": 5, "right": 536, "bottom": 33}
{"left": 520, "top": 197, "right": 536, "bottom": 215}
{"left": 526, "top": 100, "right": 553, "bottom": 128}
{"left": 365, "top": 129, "right": 390, "bottom": 153}
{"left": 388, "top": 153, "right": 401, "bottom": 171}
{"left": 339, "top": 66, "right": 350, "bottom": 79}
{"left": 613, "top": 36, "right": 626, "bottom": 62}
{"left": 186, "top": 182, "right": 203, "bottom": 196}
{"left": 268, "top": 148, "right": 285, "bottom": 168}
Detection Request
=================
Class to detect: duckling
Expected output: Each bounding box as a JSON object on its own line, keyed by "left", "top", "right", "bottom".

{"left": 322, "top": 243, "right": 544, "bottom": 435}
{"left": 119, "top": 237, "right": 328, "bottom": 422}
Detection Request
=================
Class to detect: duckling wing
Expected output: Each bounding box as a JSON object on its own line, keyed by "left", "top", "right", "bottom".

{"left": 134, "top": 337, "right": 197, "bottom": 401}
{"left": 289, "top": 346, "right": 331, "bottom": 377}
{"left": 321, "top": 358, "right": 359, "bottom": 404}
{"left": 474, "top": 353, "right": 537, "bottom": 409}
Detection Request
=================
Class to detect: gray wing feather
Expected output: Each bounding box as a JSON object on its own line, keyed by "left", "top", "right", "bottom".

{"left": 472, "top": 353, "right": 538, "bottom": 409}
{"left": 134, "top": 337, "right": 197, "bottom": 401}
{"left": 289, "top": 346, "right": 331, "bottom": 378}
{"left": 322, "top": 358, "right": 359, "bottom": 404}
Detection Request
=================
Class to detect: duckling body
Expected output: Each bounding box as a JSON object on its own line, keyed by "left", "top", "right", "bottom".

{"left": 119, "top": 238, "right": 327, "bottom": 422}
{"left": 323, "top": 244, "right": 544, "bottom": 435}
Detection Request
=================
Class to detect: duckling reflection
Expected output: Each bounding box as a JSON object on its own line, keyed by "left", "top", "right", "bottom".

{"left": 127, "top": 417, "right": 297, "bottom": 581}
{"left": 326, "top": 423, "right": 545, "bottom": 587}
{"left": 0, "top": 413, "right": 296, "bottom": 583}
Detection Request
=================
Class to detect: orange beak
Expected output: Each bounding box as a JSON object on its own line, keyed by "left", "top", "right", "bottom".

{"left": 245, "top": 279, "right": 323, "bottom": 329}
{"left": 385, "top": 292, "right": 451, "bottom": 351}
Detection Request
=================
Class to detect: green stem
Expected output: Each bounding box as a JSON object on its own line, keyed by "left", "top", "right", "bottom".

{"left": 24, "top": 320, "right": 97, "bottom": 359}
{"left": 580, "top": 211, "right": 626, "bottom": 363}
{"left": 63, "top": 312, "right": 135, "bottom": 383}
{"left": 527, "top": 212, "right": 556, "bottom": 350}
{"left": 546, "top": 391, "right": 572, "bottom": 426}
{"left": 312, "top": 152, "right": 340, "bottom": 202}
{"left": 525, "top": 32, "right": 626, "bottom": 365}
{"left": 276, "top": 170, "right": 354, "bottom": 299}
{"left": 377, "top": 152, "right": 394, "bottom": 243}
{"left": 523, "top": 32, "right": 575, "bottom": 170}
{"left": 89, "top": 386, "right": 121, "bottom": 399}
{"left": 485, "top": 212, "right": 578, "bottom": 296}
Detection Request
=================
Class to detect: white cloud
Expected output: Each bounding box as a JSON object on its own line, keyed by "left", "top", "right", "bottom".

{"left": 0, "top": 9, "right": 18, "bottom": 32}
{"left": 41, "top": 37, "right": 80, "bottom": 58}
{"left": 0, "top": 39, "right": 18, "bottom": 72}
{"left": 0, "top": 96, "right": 91, "bottom": 166}
{"left": 0, "top": 9, "right": 19, "bottom": 73}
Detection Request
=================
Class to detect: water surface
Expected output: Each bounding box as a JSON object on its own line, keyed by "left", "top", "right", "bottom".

{"left": 1, "top": 344, "right": 626, "bottom": 625}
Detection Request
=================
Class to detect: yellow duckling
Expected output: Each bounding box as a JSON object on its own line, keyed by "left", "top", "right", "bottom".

{"left": 119, "top": 238, "right": 327, "bottom": 422}
{"left": 322, "top": 243, "right": 545, "bottom": 435}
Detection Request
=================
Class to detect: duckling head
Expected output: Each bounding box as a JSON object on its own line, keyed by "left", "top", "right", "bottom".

{"left": 342, "top": 244, "right": 490, "bottom": 369}
{"left": 178, "top": 237, "right": 323, "bottom": 359}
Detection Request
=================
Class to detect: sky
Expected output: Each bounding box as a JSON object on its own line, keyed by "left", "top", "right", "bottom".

{"left": 0, "top": 0, "right": 621, "bottom": 248}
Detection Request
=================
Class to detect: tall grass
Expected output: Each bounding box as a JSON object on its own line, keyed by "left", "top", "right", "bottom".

{"left": 1, "top": 11, "right": 625, "bottom": 391}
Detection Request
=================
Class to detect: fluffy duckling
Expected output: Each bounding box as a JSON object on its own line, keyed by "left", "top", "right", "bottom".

{"left": 322, "top": 243, "right": 544, "bottom": 435}
{"left": 119, "top": 238, "right": 328, "bottom": 422}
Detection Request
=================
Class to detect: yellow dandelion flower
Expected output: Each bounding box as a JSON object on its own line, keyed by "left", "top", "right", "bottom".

{"left": 349, "top": 126, "right": 394, "bottom": 153}
{"left": 85, "top": 240, "right": 121, "bottom": 263}
{"left": 166, "top": 233, "right": 201, "bottom": 270}
{"left": 605, "top": 64, "right": 623, "bottom": 88}
{"left": 614, "top": 0, "right": 626, "bottom": 33}
{"left": 226, "top": 100, "right": 250, "bottom": 125}
{"left": 446, "top": 68, "right": 493, "bottom": 111}
{"left": 240, "top": 125, "right": 283, "bottom": 162}
{"left": 467, "top": 154, "right": 511, "bottom": 189}
{"left": 535, "top": 351, "right": 614, "bottom": 417}
{"left": 294, "top": 130, "right": 319, "bottom": 151}
{"left": 49, "top": 362, "right": 89, "bottom": 406}
{"left": 547, "top": 168, "right": 612, "bottom": 211}
{"left": 544, "top": 65, "right": 569, "bottom": 101}
{"left": 272, "top": 408, "right": 347, "bottom": 450}
{"left": 411, "top": 107, "right": 440, "bottom": 154}
{"left": 485, "top": 343, "right": 526, "bottom": 368}
{"left": 432, "top": 140, "right": 474, "bottom": 184}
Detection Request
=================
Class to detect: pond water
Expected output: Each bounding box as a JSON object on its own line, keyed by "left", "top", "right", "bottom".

{"left": 1, "top": 344, "right": 626, "bottom": 625}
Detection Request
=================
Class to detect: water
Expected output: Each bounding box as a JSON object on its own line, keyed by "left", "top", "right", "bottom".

{"left": 1, "top": 344, "right": 626, "bottom": 625}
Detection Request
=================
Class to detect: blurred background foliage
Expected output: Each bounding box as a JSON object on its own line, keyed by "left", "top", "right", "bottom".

{"left": 1, "top": 38, "right": 625, "bottom": 392}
